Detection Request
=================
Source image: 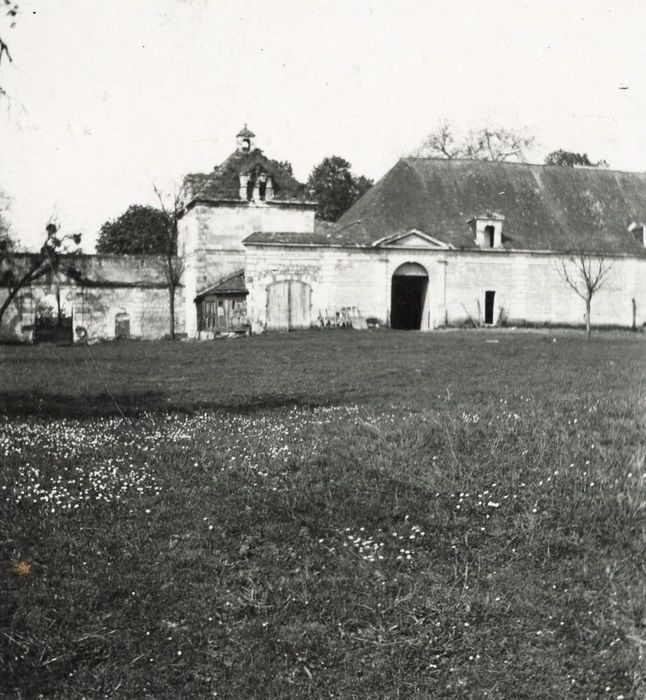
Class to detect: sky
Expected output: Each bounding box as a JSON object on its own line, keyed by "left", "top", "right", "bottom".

{"left": 2, "top": 0, "right": 646, "bottom": 251}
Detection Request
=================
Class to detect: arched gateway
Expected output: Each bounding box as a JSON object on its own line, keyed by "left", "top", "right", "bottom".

{"left": 390, "top": 262, "right": 428, "bottom": 330}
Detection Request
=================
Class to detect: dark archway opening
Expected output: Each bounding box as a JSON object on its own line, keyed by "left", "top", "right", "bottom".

{"left": 391, "top": 263, "right": 428, "bottom": 330}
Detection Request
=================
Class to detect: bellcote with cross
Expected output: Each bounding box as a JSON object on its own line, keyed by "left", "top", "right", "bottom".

{"left": 236, "top": 125, "right": 256, "bottom": 152}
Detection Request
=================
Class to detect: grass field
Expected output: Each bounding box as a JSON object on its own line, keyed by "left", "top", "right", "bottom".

{"left": 1, "top": 329, "right": 645, "bottom": 698}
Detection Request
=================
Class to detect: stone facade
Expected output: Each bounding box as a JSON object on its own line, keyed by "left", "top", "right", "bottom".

{"left": 245, "top": 243, "right": 646, "bottom": 332}
{"left": 178, "top": 202, "right": 314, "bottom": 338}
{"left": 4, "top": 132, "right": 646, "bottom": 343}
{"left": 0, "top": 255, "right": 184, "bottom": 343}
{"left": 244, "top": 156, "right": 646, "bottom": 333}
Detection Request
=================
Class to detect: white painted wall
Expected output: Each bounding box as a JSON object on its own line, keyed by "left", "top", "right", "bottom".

{"left": 245, "top": 244, "right": 646, "bottom": 332}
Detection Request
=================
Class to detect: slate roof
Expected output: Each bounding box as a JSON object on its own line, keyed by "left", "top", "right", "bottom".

{"left": 183, "top": 148, "right": 312, "bottom": 204}
{"left": 244, "top": 220, "right": 343, "bottom": 247}
{"left": 247, "top": 159, "right": 646, "bottom": 255}
{"left": 334, "top": 158, "right": 646, "bottom": 255}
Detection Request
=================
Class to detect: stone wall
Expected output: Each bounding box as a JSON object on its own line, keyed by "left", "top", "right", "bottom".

{"left": 0, "top": 283, "right": 184, "bottom": 342}
{"left": 179, "top": 202, "right": 316, "bottom": 337}
{"left": 245, "top": 244, "right": 646, "bottom": 331}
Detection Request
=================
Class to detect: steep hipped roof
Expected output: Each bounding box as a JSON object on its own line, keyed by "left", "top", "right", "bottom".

{"left": 327, "top": 159, "right": 646, "bottom": 255}
{"left": 183, "top": 148, "right": 311, "bottom": 204}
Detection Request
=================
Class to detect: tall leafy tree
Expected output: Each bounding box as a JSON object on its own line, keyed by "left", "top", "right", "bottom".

{"left": 307, "top": 156, "right": 373, "bottom": 222}
{"left": 545, "top": 149, "right": 608, "bottom": 168}
{"left": 96, "top": 205, "right": 174, "bottom": 255}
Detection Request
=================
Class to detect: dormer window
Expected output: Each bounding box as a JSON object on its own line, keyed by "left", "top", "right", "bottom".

{"left": 468, "top": 212, "right": 505, "bottom": 250}
{"left": 484, "top": 225, "right": 495, "bottom": 248}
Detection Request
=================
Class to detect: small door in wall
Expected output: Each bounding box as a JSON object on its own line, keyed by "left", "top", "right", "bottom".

{"left": 115, "top": 311, "right": 130, "bottom": 339}
{"left": 484, "top": 291, "right": 496, "bottom": 325}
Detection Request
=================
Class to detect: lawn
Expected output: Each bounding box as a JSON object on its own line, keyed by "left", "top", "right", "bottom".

{"left": 1, "top": 329, "right": 645, "bottom": 698}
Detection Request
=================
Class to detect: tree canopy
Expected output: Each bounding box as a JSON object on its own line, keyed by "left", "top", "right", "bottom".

{"left": 412, "top": 122, "right": 535, "bottom": 162}
{"left": 306, "top": 156, "right": 373, "bottom": 222}
{"left": 96, "top": 205, "right": 175, "bottom": 255}
{"left": 545, "top": 149, "right": 609, "bottom": 168}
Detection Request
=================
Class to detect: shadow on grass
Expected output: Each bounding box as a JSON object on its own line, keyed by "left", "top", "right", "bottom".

{"left": 0, "top": 390, "right": 342, "bottom": 419}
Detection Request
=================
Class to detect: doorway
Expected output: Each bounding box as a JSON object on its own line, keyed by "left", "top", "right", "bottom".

{"left": 484, "top": 290, "right": 496, "bottom": 325}
{"left": 390, "top": 263, "right": 428, "bottom": 330}
{"left": 266, "top": 280, "right": 312, "bottom": 331}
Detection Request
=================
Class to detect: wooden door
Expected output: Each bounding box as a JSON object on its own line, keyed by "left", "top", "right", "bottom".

{"left": 266, "top": 280, "right": 311, "bottom": 331}
{"left": 288, "top": 281, "right": 311, "bottom": 329}
{"left": 266, "top": 281, "right": 291, "bottom": 330}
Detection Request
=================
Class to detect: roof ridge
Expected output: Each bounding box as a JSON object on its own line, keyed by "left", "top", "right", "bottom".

{"left": 401, "top": 156, "right": 646, "bottom": 175}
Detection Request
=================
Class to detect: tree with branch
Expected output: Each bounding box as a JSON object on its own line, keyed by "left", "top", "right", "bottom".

{"left": 557, "top": 253, "right": 614, "bottom": 336}
{"left": 0, "top": 223, "right": 82, "bottom": 329}
{"left": 152, "top": 185, "right": 183, "bottom": 340}
{"left": 412, "top": 121, "right": 535, "bottom": 162}
{"left": 0, "top": 1, "right": 18, "bottom": 100}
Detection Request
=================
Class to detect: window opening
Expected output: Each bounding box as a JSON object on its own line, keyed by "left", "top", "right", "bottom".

{"left": 484, "top": 225, "right": 495, "bottom": 248}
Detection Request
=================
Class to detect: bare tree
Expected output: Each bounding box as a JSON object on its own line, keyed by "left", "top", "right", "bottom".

{"left": 414, "top": 121, "right": 464, "bottom": 159}
{"left": 153, "top": 185, "right": 183, "bottom": 340}
{"left": 412, "top": 121, "right": 535, "bottom": 162}
{"left": 0, "top": 222, "right": 82, "bottom": 328}
{"left": 557, "top": 252, "right": 614, "bottom": 336}
{"left": 0, "top": 1, "right": 18, "bottom": 100}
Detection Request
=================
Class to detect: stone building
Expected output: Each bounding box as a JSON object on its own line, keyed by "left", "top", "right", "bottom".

{"left": 0, "top": 254, "right": 183, "bottom": 343}
{"left": 2, "top": 127, "right": 646, "bottom": 342}
{"left": 178, "top": 126, "right": 317, "bottom": 338}
{"left": 244, "top": 157, "right": 646, "bottom": 332}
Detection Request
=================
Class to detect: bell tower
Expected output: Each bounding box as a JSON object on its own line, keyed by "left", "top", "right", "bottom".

{"left": 236, "top": 124, "right": 256, "bottom": 152}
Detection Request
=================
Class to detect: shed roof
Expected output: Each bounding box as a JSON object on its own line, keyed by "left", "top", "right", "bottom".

{"left": 195, "top": 270, "right": 247, "bottom": 299}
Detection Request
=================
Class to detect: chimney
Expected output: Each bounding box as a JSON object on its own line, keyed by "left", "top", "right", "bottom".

{"left": 239, "top": 173, "right": 250, "bottom": 200}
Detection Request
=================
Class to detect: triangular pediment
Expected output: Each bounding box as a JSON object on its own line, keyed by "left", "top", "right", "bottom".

{"left": 373, "top": 229, "right": 454, "bottom": 249}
